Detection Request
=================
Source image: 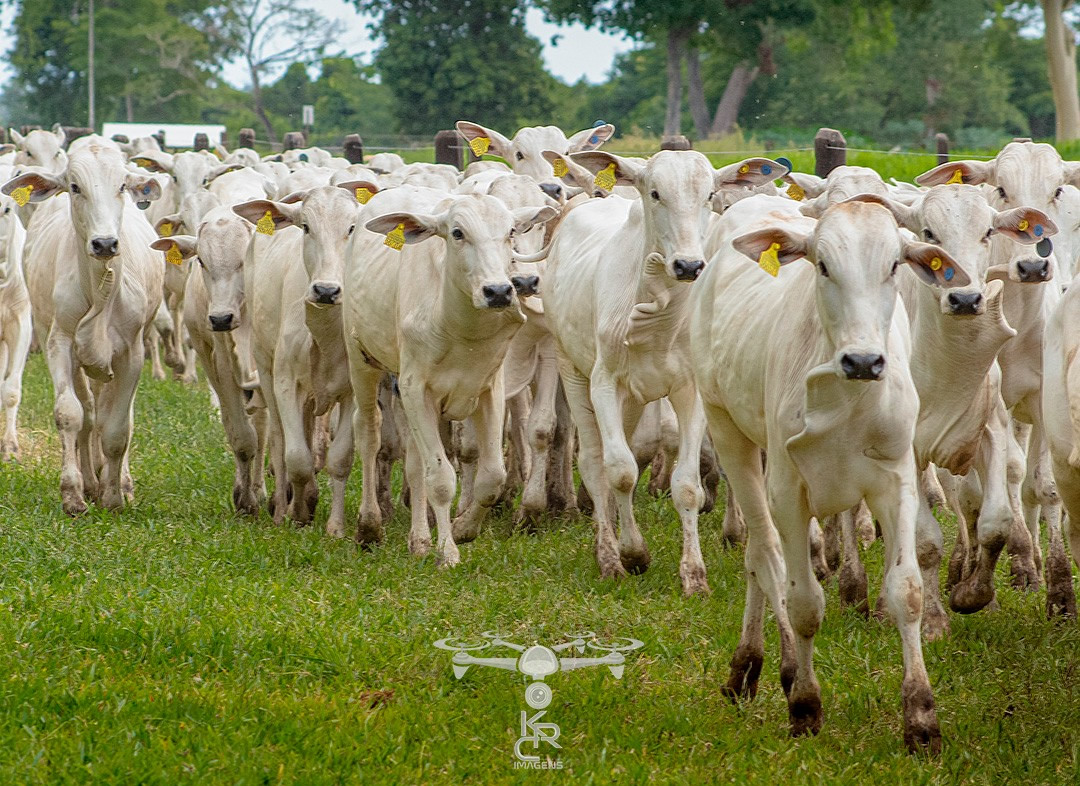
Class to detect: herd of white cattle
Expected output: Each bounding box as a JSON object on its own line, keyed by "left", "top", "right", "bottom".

{"left": 3, "top": 122, "right": 1080, "bottom": 753}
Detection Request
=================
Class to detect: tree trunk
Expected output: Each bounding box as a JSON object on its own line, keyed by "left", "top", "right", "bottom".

{"left": 125, "top": 91, "right": 134, "bottom": 122}
{"left": 710, "top": 62, "right": 760, "bottom": 138}
{"left": 249, "top": 64, "right": 277, "bottom": 144}
{"left": 687, "top": 45, "right": 710, "bottom": 139}
{"left": 1042, "top": 0, "right": 1080, "bottom": 142}
{"left": 664, "top": 27, "right": 689, "bottom": 137}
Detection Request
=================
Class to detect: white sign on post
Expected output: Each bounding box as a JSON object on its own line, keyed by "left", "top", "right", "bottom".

{"left": 302, "top": 105, "right": 314, "bottom": 126}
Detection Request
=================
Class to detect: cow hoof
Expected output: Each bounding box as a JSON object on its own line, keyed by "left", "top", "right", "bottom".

{"left": 945, "top": 548, "right": 968, "bottom": 591}
{"left": 325, "top": 519, "right": 346, "bottom": 539}
{"left": 620, "top": 547, "right": 651, "bottom": 575}
{"left": 1046, "top": 549, "right": 1077, "bottom": 618}
{"left": 100, "top": 490, "right": 124, "bottom": 511}
{"left": 62, "top": 496, "right": 88, "bottom": 516}
{"left": 451, "top": 516, "right": 481, "bottom": 544}
{"left": 838, "top": 565, "right": 869, "bottom": 617}
{"left": 680, "top": 564, "right": 710, "bottom": 596}
{"left": 1, "top": 440, "right": 19, "bottom": 462}
{"left": 436, "top": 545, "right": 461, "bottom": 568}
{"left": 355, "top": 516, "right": 384, "bottom": 548}
{"left": 514, "top": 507, "right": 545, "bottom": 534}
{"left": 949, "top": 577, "right": 994, "bottom": 614}
{"left": 1009, "top": 558, "right": 1040, "bottom": 591}
{"left": 902, "top": 678, "right": 941, "bottom": 755}
{"left": 598, "top": 558, "right": 628, "bottom": 581}
{"left": 408, "top": 534, "right": 432, "bottom": 556}
{"left": 788, "top": 691, "right": 824, "bottom": 737}
{"left": 921, "top": 606, "right": 950, "bottom": 641}
{"left": 721, "top": 644, "right": 763, "bottom": 702}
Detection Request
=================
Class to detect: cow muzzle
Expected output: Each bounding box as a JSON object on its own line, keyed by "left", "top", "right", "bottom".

{"left": 946, "top": 290, "right": 984, "bottom": 316}
{"left": 310, "top": 282, "right": 342, "bottom": 305}
{"left": 538, "top": 182, "right": 564, "bottom": 202}
{"left": 1016, "top": 257, "right": 1050, "bottom": 283}
{"left": 672, "top": 258, "right": 705, "bottom": 281}
{"left": 511, "top": 275, "right": 540, "bottom": 297}
{"left": 840, "top": 352, "right": 886, "bottom": 381}
{"left": 90, "top": 236, "right": 119, "bottom": 259}
{"left": 209, "top": 312, "right": 236, "bottom": 332}
{"left": 481, "top": 283, "right": 514, "bottom": 308}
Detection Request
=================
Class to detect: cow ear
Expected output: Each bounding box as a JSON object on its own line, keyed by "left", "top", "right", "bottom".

{"left": 52, "top": 124, "right": 66, "bottom": 149}
{"left": 784, "top": 172, "right": 826, "bottom": 199}
{"left": 130, "top": 150, "right": 174, "bottom": 173}
{"left": 511, "top": 205, "right": 559, "bottom": 235}
{"left": 567, "top": 124, "right": 615, "bottom": 153}
{"left": 278, "top": 190, "right": 309, "bottom": 205}
{"left": 233, "top": 199, "right": 300, "bottom": 231}
{"left": 902, "top": 239, "right": 969, "bottom": 288}
{"left": 8, "top": 129, "right": 23, "bottom": 147}
{"left": 1064, "top": 161, "right": 1080, "bottom": 189}
{"left": 364, "top": 211, "right": 440, "bottom": 245}
{"left": 125, "top": 174, "right": 163, "bottom": 205}
{"left": 336, "top": 179, "right": 379, "bottom": 205}
{"left": 993, "top": 206, "right": 1056, "bottom": 245}
{"left": 2, "top": 171, "right": 65, "bottom": 202}
{"left": 569, "top": 151, "right": 644, "bottom": 188}
{"left": 843, "top": 193, "right": 919, "bottom": 231}
{"left": 916, "top": 160, "right": 996, "bottom": 187}
{"left": 541, "top": 150, "right": 595, "bottom": 191}
{"left": 732, "top": 226, "right": 811, "bottom": 269}
{"left": 799, "top": 192, "right": 830, "bottom": 218}
{"left": 154, "top": 214, "right": 183, "bottom": 238}
{"left": 715, "top": 157, "right": 789, "bottom": 188}
{"left": 203, "top": 163, "right": 243, "bottom": 185}
{"left": 455, "top": 121, "right": 513, "bottom": 160}
{"left": 150, "top": 234, "right": 197, "bottom": 259}
{"left": 0, "top": 144, "right": 13, "bottom": 156}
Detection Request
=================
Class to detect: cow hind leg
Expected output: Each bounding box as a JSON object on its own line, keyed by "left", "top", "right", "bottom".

{"left": 668, "top": 385, "right": 706, "bottom": 596}
{"left": 324, "top": 399, "right": 355, "bottom": 539}
{"left": 95, "top": 348, "right": 142, "bottom": 511}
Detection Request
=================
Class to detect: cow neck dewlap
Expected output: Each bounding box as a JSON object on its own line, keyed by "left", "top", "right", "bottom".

{"left": 74, "top": 248, "right": 123, "bottom": 382}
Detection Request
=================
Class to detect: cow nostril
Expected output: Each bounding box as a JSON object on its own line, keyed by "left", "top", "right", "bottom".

{"left": 91, "top": 237, "right": 119, "bottom": 257}
{"left": 209, "top": 313, "right": 234, "bottom": 331}
{"left": 840, "top": 353, "right": 886, "bottom": 381}
{"left": 482, "top": 283, "right": 514, "bottom": 306}
{"left": 1017, "top": 258, "right": 1049, "bottom": 281}
{"left": 511, "top": 275, "right": 540, "bottom": 297}
{"left": 947, "top": 292, "right": 983, "bottom": 314}
{"left": 673, "top": 258, "right": 705, "bottom": 281}
{"left": 311, "top": 283, "right": 342, "bottom": 304}
{"left": 539, "top": 182, "right": 563, "bottom": 200}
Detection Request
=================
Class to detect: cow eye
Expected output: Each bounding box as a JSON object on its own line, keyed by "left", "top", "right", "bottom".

{"left": 196, "top": 257, "right": 205, "bottom": 269}
{"left": 302, "top": 223, "right": 310, "bottom": 234}
{"left": 70, "top": 182, "right": 81, "bottom": 194}
{"left": 650, "top": 190, "right": 660, "bottom": 201}
{"left": 817, "top": 260, "right": 829, "bottom": 278}
{"left": 347, "top": 224, "right": 355, "bottom": 236}
{"left": 119, "top": 183, "right": 126, "bottom": 193}
{"left": 922, "top": 228, "right": 936, "bottom": 242}
{"left": 891, "top": 260, "right": 900, "bottom": 276}
{"left": 1055, "top": 187, "right": 1064, "bottom": 200}
{"left": 3, "top": 207, "right": 9, "bottom": 215}
{"left": 515, "top": 151, "right": 524, "bottom": 161}
{"left": 54, "top": 151, "right": 60, "bottom": 158}
{"left": 451, "top": 227, "right": 464, "bottom": 240}
{"left": 983, "top": 228, "right": 994, "bottom": 242}
{"left": 996, "top": 186, "right": 1008, "bottom": 201}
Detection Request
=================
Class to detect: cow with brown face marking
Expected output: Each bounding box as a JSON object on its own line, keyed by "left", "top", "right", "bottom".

{"left": 3, "top": 137, "right": 164, "bottom": 515}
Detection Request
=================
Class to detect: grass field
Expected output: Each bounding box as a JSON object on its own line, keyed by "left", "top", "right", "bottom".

{"left": 2, "top": 351, "right": 1080, "bottom": 785}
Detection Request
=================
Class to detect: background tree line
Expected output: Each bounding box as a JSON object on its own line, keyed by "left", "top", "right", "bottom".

{"left": 0, "top": 0, "right": 1076, "bottom": 150}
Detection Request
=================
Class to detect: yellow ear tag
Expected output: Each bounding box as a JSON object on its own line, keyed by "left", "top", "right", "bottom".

{"left": 758, "top": 242, "right": 781, "bottom": 277}
{"left": 11, "top": 184, "right": 33, "bottom": 207}
{"left": 384, "top": 222, "right": 406, "bottom": 251}
{"left": 468, "top": 136, "right": 490, "bottom": 157}
{"left": 355, "top": 187, "right": 373, "bottom": 204}
{"left": 786, "top": 183, "right": 805, "bottom": 201}
{"left": 947, "top": 168, "right": 964, "bottom": 184}
{"left": 256, "top": 210, "right": 276, "bottom": 236}
{"left": 594, "top": 162, "right": 617, "bottom": 190}
{"left": 159, "top": 221, "right": 173, "bottom": 238}
{"left": 930, "top": 256, "right": 942, "bottom": 271}
{"left": 1017, "top": 219, "right": 1029, "bottom": 232}
{"left": 165, "top": 243, "right": 183, "bottom": 266}
{"left": 739, "top": 164, "right": 750, "bottom": 174}
{"left": 552, "top": 158, "right": 568, "bottom": 178}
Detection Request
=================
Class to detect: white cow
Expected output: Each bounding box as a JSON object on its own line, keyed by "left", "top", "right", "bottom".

{"left": 239, "top": 183, "right": 368, "bottom": 535}
{"left": 3, "top": 138, "right": 163, "bottom": 513}
{"left": 0, "top": 193, "right": 30, "bottom": 459}
{"left": 690, "top": 196, "right": 963, "bottom": 751}
{"left": 542, "top": 150, "right": 785, "bottom": 594}
{"left": 345, "top": 190, "right": 556, "bottom": 564}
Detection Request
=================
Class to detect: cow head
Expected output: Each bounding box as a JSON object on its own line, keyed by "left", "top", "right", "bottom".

{"left": 9, "top": 127, "right": 67, "bottom": 175}
{"left": 732, "top": 201, "right": 969, "bottom": 381}
{"left": 0, "top": 194, "right": 24, "bottom": 283}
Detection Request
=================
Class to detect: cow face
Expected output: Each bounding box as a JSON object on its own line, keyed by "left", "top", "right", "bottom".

{"left": 0, "top": 194, "right": 22, "bottom": 282}
{"left": 917, "top": 142, "right": 1080, "bottom": 283}
{"left": 848, "top": 187, "right": 1055, "bottom": 316}
{"left": 456, "top": 121, "right": 615, "bottom": 203}
{"left": 364, "top": 194, "right": 556, "bottom": 310}
{"left": 732, "top": 202, "right": 969, "bottom": 381}
{"left": 2, "top": 142, "right": 161, "bottom": 260}
{"left": 798, "top": 166, "right": 889, "bottom": 219}
{"left": 10, "top": 127, "right": 67, "bottom": 175}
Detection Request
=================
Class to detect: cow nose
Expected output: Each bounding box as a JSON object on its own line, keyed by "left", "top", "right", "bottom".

{"left": 539, "top": 182, "right": 563, "bottom": 201}
{"left": 482, "top": 283, "right": 514, "bottom": 308}
{"left": 841, "top": 353, "right": 886, "bottom": 381}
{"left": 1016, "top": 258, "right": 1050, "bottom": 282}
{"left": 208, "top": 313, "right": 234, "bottom": 332}
{"left": 672, "top": 258, "right": 705, "bottom": 281}
{"left": 311, "top": 282, "right": 342, "bottom": 304}
{"left": 90, "top": 236, "right": 119, "bottom": 258}
{"left": 511, "top": 275, "right": 540, "bottom": 297}
{"left": 947, "top": 291, "right": 983, "bottom": 315}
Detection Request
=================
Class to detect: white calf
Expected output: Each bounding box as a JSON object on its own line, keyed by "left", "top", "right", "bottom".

{"left": 0, "top": 194, "right": 30, "bottom": 459}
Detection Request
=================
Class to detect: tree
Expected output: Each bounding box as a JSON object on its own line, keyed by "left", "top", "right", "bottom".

{"left": 1039, "top": 0, "right": 1080, "bottom": 141}
{"left": 208, "top": 0, "right": 337, "bottom": 143}
{"left": 354, "top": 0, "right": 556, "bottom": 135}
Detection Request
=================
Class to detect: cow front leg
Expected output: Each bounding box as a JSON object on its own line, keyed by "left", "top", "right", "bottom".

{"left": 518, "top": 350, "right": 561, "bottom": 526}
{"left": 324, "top": 398, "right": 355, "bottom": 538}
{"left": 349, "top": 360, "right": 384, "bottom": 545}
{"left": 47, "top": 329, "right": 88, "bottom": 516}
{"left": 95, "top": 343, "right": 142, "bottom": 511}
{"left": 668, "top": 385, "right": 707, "bottom": 595}
{"left": 453, "top": 382, "right": 508, "bottom": 543}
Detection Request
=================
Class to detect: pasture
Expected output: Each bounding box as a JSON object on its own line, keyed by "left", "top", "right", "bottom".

{"left": 2, "top": 348, "right": 1080, "bottom": 784}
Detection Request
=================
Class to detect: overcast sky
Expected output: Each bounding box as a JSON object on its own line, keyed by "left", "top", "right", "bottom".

{"left": 0, "top": 1, "right": 635, "bottom": 88}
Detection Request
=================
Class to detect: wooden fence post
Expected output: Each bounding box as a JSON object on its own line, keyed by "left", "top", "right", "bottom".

{"left": 814, "top": 128, "right": 846, "bottom": 177}
{"left": 193, "top": 132, "right": 209, "bottom": 151}
{"left": 343, "top": 134, "right": 364, "bottom": 164}
{"left": 660, "top": 135, "right": 692, "bottom": 151}
{"left": 935, "top": 133, "right": 949, "bottom": 166}
{"left": 283, "top": 132, "right": 305, "bottom": 151}
{"left": 435, "top": 130, "right": 473, "bottom": 170}
{"left": 238, "top": 128, "right": 256, "bottom": 149}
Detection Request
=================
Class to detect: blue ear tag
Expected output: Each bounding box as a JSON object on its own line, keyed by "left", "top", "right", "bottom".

{"left": 299, "top": 153, "right": 308, "bottom": 162}
{"left": 142, "top": 184, "right": 151, "bottom": 195}
{"left": 588, "top": 135, "right": 598, "bottom": 145}
{"left": 1037, "top": 237, "right": 1053, "bottom": 258}
{"left": 761, "top": 164, "right": 772, "bottom": 175}
{"left": 1034, "top": 224, "right": 1044, "bottom": 237}
{"left": 943, "top": 267, "right": 954, "bottom": 281}
{"left": 775, "top": 156, "right": 793, "bottom": 172}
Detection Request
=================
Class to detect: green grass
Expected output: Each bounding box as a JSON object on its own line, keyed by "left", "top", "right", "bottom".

{"left": 2, "top": 352, "right": 1080, "bottom": 784}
